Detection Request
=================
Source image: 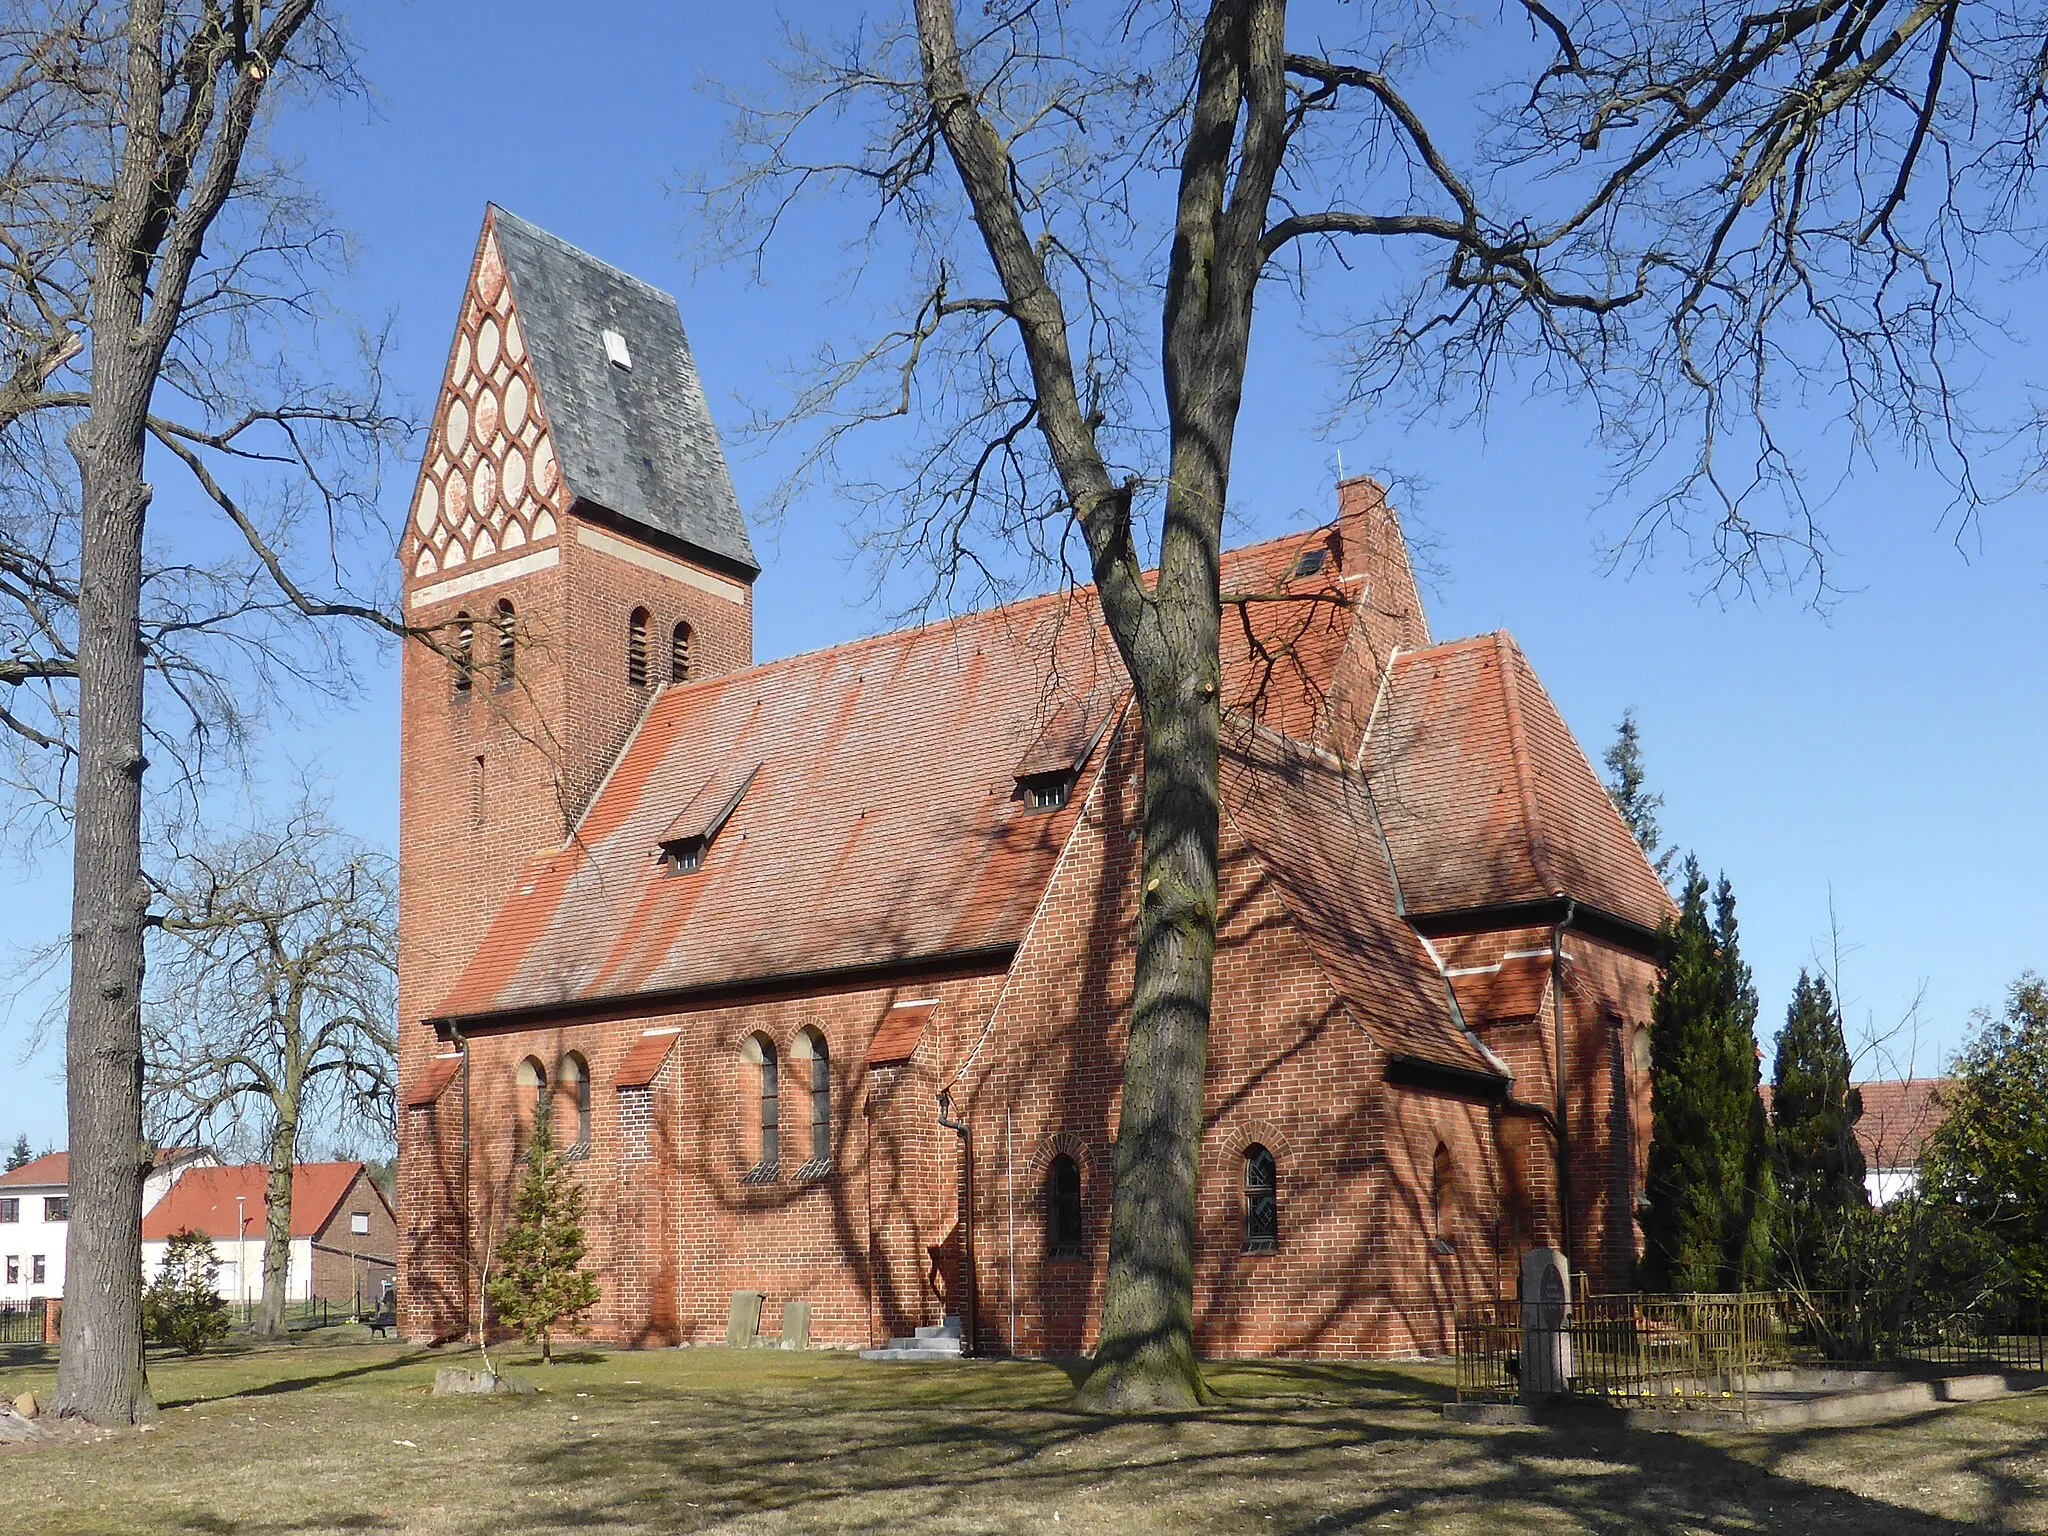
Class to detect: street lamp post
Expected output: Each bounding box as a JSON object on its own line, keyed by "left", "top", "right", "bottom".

{"left": 236, "top": 1194, "right": 247, "bottom": 1324}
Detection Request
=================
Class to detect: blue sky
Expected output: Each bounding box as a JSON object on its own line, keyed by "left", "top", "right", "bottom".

{"left": 2, "top": 2, "right": 2042, "bottom": 1149}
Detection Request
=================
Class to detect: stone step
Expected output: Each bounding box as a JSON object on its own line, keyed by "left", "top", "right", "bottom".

{"left": 859, "top": 1340, "right": 965, "bottom": 1362}
{"left": 913, "top": 1318, "right": 962, "bottom": 1340}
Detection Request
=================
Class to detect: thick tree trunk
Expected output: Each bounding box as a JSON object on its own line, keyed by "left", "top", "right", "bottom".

{"left": 52, "top": 416, "right": 156, "bottom": 1425}
{"left": 258, "top": 1110, "right": 298, "bottom": 1337}
{"left": 1078, "top": 645, "right": 1222, "bottom": 1410}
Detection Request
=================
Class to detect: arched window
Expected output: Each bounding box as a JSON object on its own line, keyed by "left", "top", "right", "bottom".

{"left": 515, "top": 1057, "right": 547, "bottom": 1148}
{"left": 452, "top": 612, "right": 474, "bottom": 697}
{"left": 1046, "top": 1154, "right": 1083, "bottom": 1257}
{"left": 670, "top": 620, "right": 693, "bottom": 684}
{"left": 742, "top": 1034, "right": 779, "bottom": 1175}
{"left": 627, "top": 607, "right": 650, "bottom": 687}
{"left": 558, "top": 1052, "right": 591, "bottom": 1152}
{"left": 795, "top": 1028, "right": 829, "bottom": 1165}
{"left": 1431, "top": 1141, "right": 1454, "bottom": 1254}
{"left": 495, "top": 599, "right": 515, "bottom": 688}
{"left": 1243, "top": 1144, "right": 1278, "bottom": 1252}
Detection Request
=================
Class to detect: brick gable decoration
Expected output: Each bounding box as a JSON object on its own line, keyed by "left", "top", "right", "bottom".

{"left": 395, "top": 207, "right": 1670, "bottom": 1358}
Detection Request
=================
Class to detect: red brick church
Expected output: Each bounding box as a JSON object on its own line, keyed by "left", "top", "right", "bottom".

{"left": 395, "top": 207, "right": 1674, "bottom": 1358}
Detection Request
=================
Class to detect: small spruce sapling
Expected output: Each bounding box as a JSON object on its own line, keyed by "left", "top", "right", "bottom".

{"left": 142, "top": 1230, "right": 232, "bottom": 1356}
{"left": 486, "top": 1102, "right": 600, "bottom": 1362}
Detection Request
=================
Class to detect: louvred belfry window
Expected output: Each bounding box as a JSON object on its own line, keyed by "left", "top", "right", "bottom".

{"left": 452, "top": 613, "right": 474, "bottom": 697}
{"left": 627, "top": 607, "right": 650, "bottom": 687}
{"left": 671, "top": 621, "right": 693, "bottom": 684}
{"left": 496, "top": 599, "right": 516, "bottom": 688}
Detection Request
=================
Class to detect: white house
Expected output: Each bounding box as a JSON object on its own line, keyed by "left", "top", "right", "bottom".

{"left": 141, "top": 1161, "right": 395, "bottom": 1309}
{"left": 0, "top": 1147, "right": 211, "bottom": 1303}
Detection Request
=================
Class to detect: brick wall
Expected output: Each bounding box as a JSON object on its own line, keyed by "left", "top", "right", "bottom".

{"left": 394, "top": 248, "right": 755, "bottom": 1340}
{"left": 311, "top": 1168, "right": 397, "bottom": 1309}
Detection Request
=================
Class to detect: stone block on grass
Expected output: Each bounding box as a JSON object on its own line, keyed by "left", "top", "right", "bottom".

{"left": 726, "top": 1291, "right": 764, "bottom": 1349}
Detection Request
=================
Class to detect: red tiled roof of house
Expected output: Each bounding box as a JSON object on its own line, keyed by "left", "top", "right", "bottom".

{"left": 868, "top": 1002, "right": 935, "bottom": 1067}
{"left": 1221, "top": 724, "right": 1496, "bottom": 1077}
{"left": 0, "top": 1147, "right": 204, "bottom": 1189}
{"left": 614, "top": 1030, "right": 681, "bottom": 1089}
{"left": 433, "top": 516, "right": 1384, "bottom": 1023}
{"left": 1365, "top": 633, "right": 1676, "bottom": 932}
{"left": 0, "top": 1151, "right": 68, "bottom": 1187}
{"left": 403, "top": 1053, "right": 465, "bottom": 1109}
{"left": 141, "top": 1162, "right": 382, "bottom": 1242}
{"left": 1854, "top": 1078, "right": 1953, "bottom": 1169}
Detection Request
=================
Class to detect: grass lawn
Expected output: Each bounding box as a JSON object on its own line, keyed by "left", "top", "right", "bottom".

{"left": 3, "top": 1336, "right": 2047, "bottom": 1534}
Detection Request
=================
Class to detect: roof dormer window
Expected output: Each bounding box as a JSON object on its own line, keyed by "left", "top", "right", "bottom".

{"left": 602, "top": 328, "right": 632, "bottom": 371}
{"left": 1292, "top": 547, "right": 1327, "bottom": 577}
{"left": 1020, "top": 772, "right": 1074, "bottom": 814}
{"left": 656, "top": 761, "right": 760, "bottom": 874}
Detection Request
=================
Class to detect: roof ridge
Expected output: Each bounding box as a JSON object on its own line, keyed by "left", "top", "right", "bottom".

{"left": 648, "top": 520, "right": 1344, "bottom": 710}
{"left": 1492, "top": 629, "right": 1561, "bottom": 896}
{"left": 489, "top": 204, "right": 676, "bottom": 304}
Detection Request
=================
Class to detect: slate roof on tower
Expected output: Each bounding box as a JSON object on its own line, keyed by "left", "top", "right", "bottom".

{"left": 489, "top": 207, "right": 758, "bottom": 576}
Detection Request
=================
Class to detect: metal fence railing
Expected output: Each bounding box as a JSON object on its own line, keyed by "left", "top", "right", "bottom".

{"left": 1455, "top": 1290, "right": 2048, "bottom": 1405}
{"left": 232, "top": 1298, "right": 333, "bottom": 1331}
{"left": 0, "top": 1298, "right": 45, "bottom": 1345}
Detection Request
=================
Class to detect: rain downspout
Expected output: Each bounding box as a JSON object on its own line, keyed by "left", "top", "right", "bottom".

{"left": 937, "top": 1089, "right": 976, "bottom": 1355}
{"left": 451, "top": 1023, "right": 472, "bottom": 1342}
{"left": 1551, "top": 900, "right": 1577, "bottom": 1281}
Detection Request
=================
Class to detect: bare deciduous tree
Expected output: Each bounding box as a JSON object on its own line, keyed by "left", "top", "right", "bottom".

{"left": 146, "top": 799, "right": 395, "bottom": 1339}
{"left": 0, "top": 3, "right": 408, "bottom": 1424}
{"left": 701, "top": 0, "right": 2042, "bottom": 1407}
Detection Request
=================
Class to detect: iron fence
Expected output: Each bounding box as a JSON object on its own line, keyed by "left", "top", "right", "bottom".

{"left": 1455, "top": 1290, "right": 2047, "bottom": 1404}
{"left": 0, "top": 1298, "right": 45, "bottom": 1345}
{"left": 232, "top": 1298, "right": 333, "bottom": 1331}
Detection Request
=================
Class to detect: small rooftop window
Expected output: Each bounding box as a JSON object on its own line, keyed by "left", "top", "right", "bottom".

{"left": 1020, "top": 771, "right": 1074, "bottom": 814}
{"left": 602, "top": 328, "right": 632, "bottom": 371}
{"left": 1292, "top": 547, "right": 1327, "bottom": 577}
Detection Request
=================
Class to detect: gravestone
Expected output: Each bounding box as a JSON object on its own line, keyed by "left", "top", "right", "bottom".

{"left": 779, "top": 1301, "right": 812, "bottom": 1351}
{"left": 1519, "top": 1248, "right": 1573, "bottom": 1403}
{"left": 726, "top": 1290, "right": 764, "bottom": 1349}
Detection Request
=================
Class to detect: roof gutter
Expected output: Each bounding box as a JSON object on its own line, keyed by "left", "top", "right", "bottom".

{"left": 1552, "top": 897, "right": 1578, "bottom": 1278}
{"left": 429, "top": 944, "right": 1019, "bottom": 1038}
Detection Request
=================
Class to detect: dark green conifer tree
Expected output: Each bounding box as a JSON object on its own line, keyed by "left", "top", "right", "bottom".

{"left": 1770, "top": 969, "right": 1868, "bottom": 1284}
{"left": 1641, "top": 859, "right": 1774, "bottom": 1292}
{"left": 1603, "top": 709, "right": 1675, "bottom": 879}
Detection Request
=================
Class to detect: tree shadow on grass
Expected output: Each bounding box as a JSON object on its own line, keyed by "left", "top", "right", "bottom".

{"left": 157, "top": 1348, "right": 432, "bottom": 1407}
{"left": 491, "top": 1374, "right": 2045, "bottom": 1535}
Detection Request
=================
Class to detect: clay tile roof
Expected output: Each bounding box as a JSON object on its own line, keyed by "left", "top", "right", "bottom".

{"left": 0, "top": 1148, "right": 203, "bottom": 1188}
{"left": 868, "top": 1002, "right": 935, "bottom": 1067}
{"left": 1014, "top": 681, "right": 1127, "bottom": 783}
{"left": 614, "top": 1030, "right": 680, "bottom": 1089}
{"left": 0, "top": 1152, "right": 67, "bottom": 1187}
{"left": 1854, "top": 1078, "right": 1954, "bottom": 1169}
{"left": 434, "top": 521, "right": 1378, "bottom": 1024}
{"left": 658, "top": 760, "right": 760, "bottom": 850}
{"left": 141, "top": 1162, "right": 382, "bottom": 1243}
{"left": 1447, "top": 953, "right": 1552, "bottom": 1023}
{"left": 403, "top": 1053, "right": 464, "bottom": 1109}
{"left": 1221, "top": 724, "right": 1498, "bottom": 1078}
{"left": 1365, "top": 632, "right": 1675, "bottom": 933}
